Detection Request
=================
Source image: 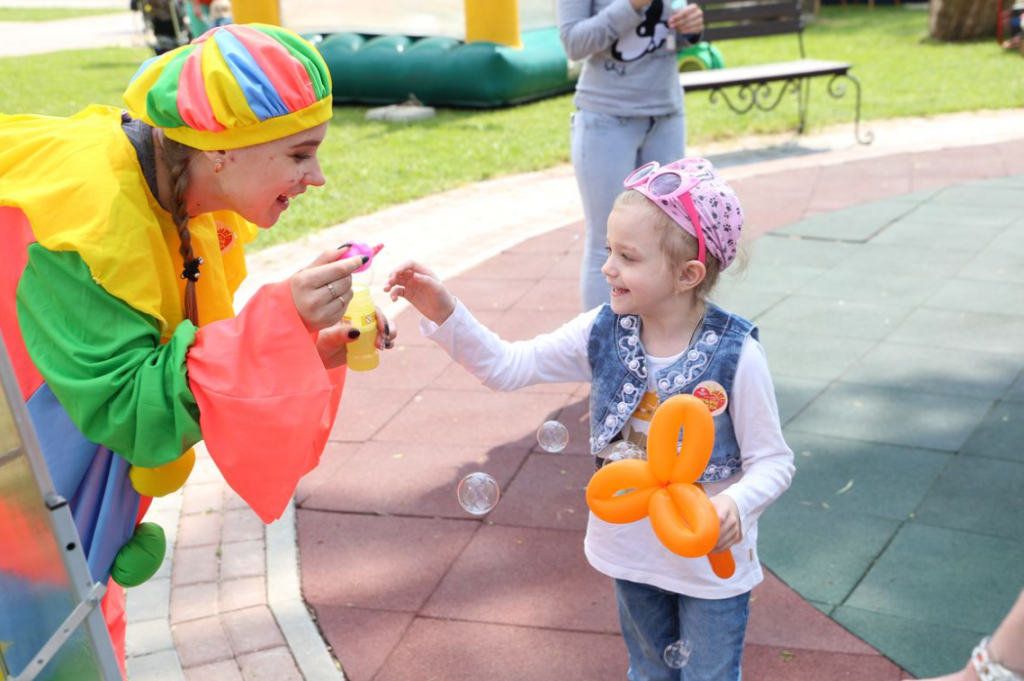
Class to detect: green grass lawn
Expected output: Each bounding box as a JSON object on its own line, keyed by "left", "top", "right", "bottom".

{"left": 0, "top": 7, "right": 123, "bottom": 21}
{"left": 1, "top": 7, "right": 1020, "bottom": 247}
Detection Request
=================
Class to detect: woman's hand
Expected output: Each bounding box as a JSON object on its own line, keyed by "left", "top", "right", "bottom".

{"left": 709, "top": 494, "right": 742, "bottom": 553}
{"left": 669, "top": 4, "right": 703, "bottom": 34}
{"left": 384, "top": 260, "right": 456, "bottom": 326}
{"left": 315, "top": 306, "right": 396, "bottom": 370}
{"left": 290, "top": 246, "right": 368, "bottom": 333}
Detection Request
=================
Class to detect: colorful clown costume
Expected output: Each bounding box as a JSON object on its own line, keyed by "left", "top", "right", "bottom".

{"left": 0, "top": 24, "right": 339, "bottom": 677}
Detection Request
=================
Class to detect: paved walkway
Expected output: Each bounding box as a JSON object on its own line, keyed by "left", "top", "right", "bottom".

{"left": 0, "top": 10, "right": 142, "bottom": 58}
{"left": 120, "top": 113, "right": 1024, "bottom": 681}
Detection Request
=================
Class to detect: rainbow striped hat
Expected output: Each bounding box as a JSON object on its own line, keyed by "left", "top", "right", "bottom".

{"left": 124, "top": 24, "right": 332, "bottom": 151}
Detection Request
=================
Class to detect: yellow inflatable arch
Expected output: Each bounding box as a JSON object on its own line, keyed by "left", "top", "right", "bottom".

{"left": 231, "top": 0, "right": 523, "bottom": 48}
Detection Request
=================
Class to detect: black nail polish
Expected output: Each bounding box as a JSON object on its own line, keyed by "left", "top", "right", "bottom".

{"left": 337, "top": 242, "right": 353, "bottom": 250}
{"left": 361, "top": 255, "right": 369, "bottom": 264}
{"left": 348, "top": 328, "right": 361, "bottom": 339}
{"left": 385, "top": 322, "right": 391, "bottom": 337}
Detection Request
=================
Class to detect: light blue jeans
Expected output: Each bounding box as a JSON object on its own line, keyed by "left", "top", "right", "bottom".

{"left": 570, "top": 109, "right": 685, "bottom": 311}
{"left": 615, "top": 579, "right": 750, "bottom": 681}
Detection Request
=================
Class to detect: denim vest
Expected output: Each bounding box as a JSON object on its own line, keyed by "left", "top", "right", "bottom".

{"left": 587, "top": 303, "right": 757, "bottom": 483}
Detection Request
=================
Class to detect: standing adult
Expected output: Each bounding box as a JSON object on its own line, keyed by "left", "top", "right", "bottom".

{"left": 0, "top": 24, "right": 393, "bottom": 672}
{"left": 558, "top": 0, "right": 704, "bottom": 310}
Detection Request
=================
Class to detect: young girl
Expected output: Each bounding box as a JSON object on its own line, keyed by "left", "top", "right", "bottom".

{"left": 386, "top": 158, "right": 794, "bottom": 681}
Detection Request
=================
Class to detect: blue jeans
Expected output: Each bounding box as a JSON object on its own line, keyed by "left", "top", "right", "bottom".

{"left": 615, "top": 579, "right": 750, "bottom": 681}
{"left": 569, "top": 109, "right": 685, "bottom": 311}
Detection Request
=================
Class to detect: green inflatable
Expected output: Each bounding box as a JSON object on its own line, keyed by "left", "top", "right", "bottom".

{"left": 318, "top": 27, "right": 576, "bottom": 108}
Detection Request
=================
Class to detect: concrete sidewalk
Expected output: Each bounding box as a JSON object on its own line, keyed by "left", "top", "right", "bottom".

{"left": 0, "top": 10, "right": 142, "bottom": 58}
{"left": 124, "top": 112, "right": 1024, "bottom": 681}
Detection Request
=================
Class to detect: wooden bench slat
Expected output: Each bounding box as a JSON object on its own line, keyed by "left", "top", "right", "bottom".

{"left": 705, "top": 18, "right": 803, "bottom": 41}
{"left": 679, "top": 59, "right": 851, "bottom": 90}
{"left": 703, "top": 2, "right": 801, "bottom": 23}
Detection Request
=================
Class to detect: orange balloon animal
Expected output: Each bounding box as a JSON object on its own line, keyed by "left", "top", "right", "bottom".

{"left": 586, "top": 394, "right": 736, "bottom": 579}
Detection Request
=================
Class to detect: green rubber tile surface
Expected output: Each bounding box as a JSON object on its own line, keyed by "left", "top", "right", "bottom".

{"left": 900, "top": 203, "right": 1021, "bottom": 228}
{"left": 842, "top": 342, "right": 1024, "bottom": 399}
{"left": 839, "top": 244, "right": 968, "bottom": 278}
{"left": 844, "top": 523, "right": 1024, "bottom": 634}
{"left": 773, "top": 376, "right": 829, "bottom": 425}
{"left": 887, "top": 308, "right": 1024, "bottom": 358}
{"left": 979, "top": 174, "right": 1024, "bottom": 190}
{"left": 725, "top": 261, "right": 825, "bottom": 295}
{"left": 914, "top": 454, "right": 1024, "bottom": 540}
{"left": 925, "top": 279, "right": 1024, "bottom": 317}
{"left": 787, "top": 383, "right": 994, "bottom": 452}
{"left": 709, "top": 286, "right": 785, "bottom": 321}
{"left": 758, "top": 501, "right": 900, "bottom": 606}
{"left": 832, "top": 606, "right": 984, "bottom": 679}
{"left": 1005, "top": 374, "right": 1024, "bottom": 402}
{"left": 797, "top": 267, "right": 941, "bottom": 307}
{"left": 776, "top": 200, "right": 917, "bottom": 242}
{"left": 756, "top": 296, "right": 913, "bottom": 341}
{"left": 782, "top": 431, "right": 950, "bottom": 520}
{"left": 749, "top": 234, "right": 857, "bottom": 268}
{"left": 759, "top": 331, "right": 874, "bottom": 382}
{"left": 886, "top": 187, "right": 944, "bottom": 204}
{"left": 959, "top": 245, "right": 1024, "bottom": 285}
{"left": 982, "top": 224, "right": 1024, "bottom": 256}
{"left": 930, "top": 183, "right": 1024, "bottom": 209}
{"left": 963, "top": 400, "right": 1024, "bottom": 462}
{"left": 869, "top": 219, "right": 1001, "bottom": 253}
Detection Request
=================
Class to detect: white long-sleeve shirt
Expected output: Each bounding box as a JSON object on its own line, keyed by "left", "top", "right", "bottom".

{"left": 422, "top": 301, "right": 794, "bottom": 598}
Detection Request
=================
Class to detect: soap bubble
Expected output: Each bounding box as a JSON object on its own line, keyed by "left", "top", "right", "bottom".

{"left": 536, "top": 421, "right": 569, "bottom": 453}
{"left": 457, "top": 472, "right": 500, "bottom": 515}
{"left": 663, "top": 639, "right": 693, "bottom": 669}
{"left": 610, "top": 441, "right": 646, "bottom": 461}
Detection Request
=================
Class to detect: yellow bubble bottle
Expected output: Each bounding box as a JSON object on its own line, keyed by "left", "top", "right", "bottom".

{"left": 344, "top": 284, "right": 379, "bottom": 371}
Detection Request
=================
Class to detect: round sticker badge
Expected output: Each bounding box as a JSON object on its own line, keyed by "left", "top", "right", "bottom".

{"left": 693, "top": 381, "right": 728, "bottom": 417}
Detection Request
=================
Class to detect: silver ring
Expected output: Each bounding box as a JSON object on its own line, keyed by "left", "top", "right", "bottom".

{"left": 327, "top": 282, "right": 337, "bottom": 298}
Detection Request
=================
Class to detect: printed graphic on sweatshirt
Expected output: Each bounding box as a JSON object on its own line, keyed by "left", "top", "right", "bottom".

{"left": 611, "top": 0, "right": 671, "bottom": 63}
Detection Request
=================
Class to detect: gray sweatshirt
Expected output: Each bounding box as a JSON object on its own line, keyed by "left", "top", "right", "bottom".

{"left": 558, "top": 0, "right": 686, "bottom": 117}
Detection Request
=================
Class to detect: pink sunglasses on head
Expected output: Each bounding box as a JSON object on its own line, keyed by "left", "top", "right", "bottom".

{"left": 624, "top": 161, "right": 707, "bottom": 265}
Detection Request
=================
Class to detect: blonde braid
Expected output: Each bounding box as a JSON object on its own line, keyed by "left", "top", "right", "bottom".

{"left": 161, "top": 137, "right": 203, "bottom": 326}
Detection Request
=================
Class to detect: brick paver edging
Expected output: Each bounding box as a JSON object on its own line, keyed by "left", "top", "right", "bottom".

{"left": 125, "top": 445, "right": 344, "bottom": 681}
{"left": 267, "top": 500, "right": 345, "bottom": 681}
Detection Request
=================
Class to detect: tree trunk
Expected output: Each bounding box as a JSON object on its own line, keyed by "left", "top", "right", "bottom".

{"left": 930, "top": 0, "right": 999, "bottom": 40}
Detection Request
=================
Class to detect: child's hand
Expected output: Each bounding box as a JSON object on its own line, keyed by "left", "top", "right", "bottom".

{"left": 709, "top": 494, "right": 742, "bottom": 553}
{"left": 384, "top": 260, "right": 456, "bottom": 326}
{"left": 668, "top": 4, "right": 703, "bottom": 33}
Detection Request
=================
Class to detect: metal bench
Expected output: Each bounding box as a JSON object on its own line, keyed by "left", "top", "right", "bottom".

{"left": 679, "top": 0, "right": 872, "bottom": 144}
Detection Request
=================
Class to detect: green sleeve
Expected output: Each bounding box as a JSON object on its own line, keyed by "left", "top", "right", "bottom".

{"left": 16, "top": 244, "right": 202, "bottom": 468}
